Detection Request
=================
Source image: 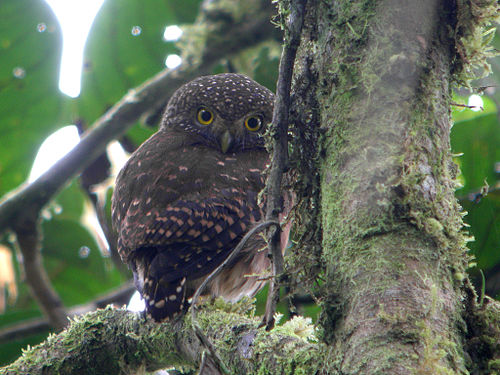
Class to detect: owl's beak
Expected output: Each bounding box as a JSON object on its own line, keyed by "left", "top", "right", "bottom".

{"left": 219, "top": 130, "right": 233, "bottom": 153}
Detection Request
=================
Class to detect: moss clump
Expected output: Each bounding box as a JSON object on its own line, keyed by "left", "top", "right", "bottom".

{"left": 272, "top": 315, "right": 318, "bottom": 343}
{"left": 464, "top": 295, "right": 500, "bottom": 374}
{"left": 451, "top": 0, "right": 500, "bottom": 86}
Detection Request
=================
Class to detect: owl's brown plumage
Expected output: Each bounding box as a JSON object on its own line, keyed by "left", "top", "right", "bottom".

{"left": 112, "top": 73, "right": 278, "bottom": 321}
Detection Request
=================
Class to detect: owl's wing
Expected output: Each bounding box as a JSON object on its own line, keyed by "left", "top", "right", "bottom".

{"left": 121, "top": 191, "right": 263, "bottom": 273}
{"left": 121, "top": 190, "right": 264, "bottom": 320}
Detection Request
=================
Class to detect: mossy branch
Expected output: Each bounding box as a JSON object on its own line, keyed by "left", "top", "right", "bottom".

{"left": 1, "top": 304, "right": 323, "bottom": 375}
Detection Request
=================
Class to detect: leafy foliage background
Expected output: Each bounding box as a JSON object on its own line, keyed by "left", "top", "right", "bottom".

{"left": 0, "top": 0, "right": 498, "bottom": 366}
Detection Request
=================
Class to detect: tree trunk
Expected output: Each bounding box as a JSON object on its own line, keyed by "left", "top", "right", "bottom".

{"left": 290, "top": 0, "right": 499, "bottom": 374}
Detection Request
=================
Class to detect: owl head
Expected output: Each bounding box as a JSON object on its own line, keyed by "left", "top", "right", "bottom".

{"left": 161, "top": 73, "right": 274, "bottom": 153}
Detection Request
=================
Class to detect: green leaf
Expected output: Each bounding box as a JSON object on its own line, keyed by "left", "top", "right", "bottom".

{"left": 461, "top": 196, "right": 500, "bottom": 269}
{"left": 452, "top": 112, "right": 499, "bottom": 192}
{"left": 0, "top": 0, "right": 203, "bottom": 199}
{"left": 41, "top": 217, "right": 125, "bottom": 306}
{"left": 0, "top": 0, "right": 68, "bottom": 197}
{"left": 50, "top": 180, "right": 86, "bottom": 222}
{"left": 452, "top": 112, "right": 500, "bottom": 271}
{"left": 77, "top": 0, "right": 202, "bottom": 144}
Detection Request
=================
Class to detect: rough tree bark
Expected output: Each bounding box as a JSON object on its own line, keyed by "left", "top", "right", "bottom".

{"left": 289, "top": 0, "right": 500, "bottom": 374}
{"left": 2, "top": 0, "right": 500, "bottom": 374}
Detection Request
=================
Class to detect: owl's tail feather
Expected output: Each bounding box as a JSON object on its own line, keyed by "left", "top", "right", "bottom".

{"left": 132, "top": 250, "right": 187, "bottom": 322}
{"left": 142, "top": 274, "right": 187, "bottom": 321}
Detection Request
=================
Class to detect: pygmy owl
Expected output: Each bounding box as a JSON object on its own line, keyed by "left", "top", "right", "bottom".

{"left": 112, "top": 73, "right": 281, "bottom": 321}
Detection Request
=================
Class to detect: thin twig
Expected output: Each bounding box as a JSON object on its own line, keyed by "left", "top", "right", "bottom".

{"left": 198, "top": 350, "right": 208, "bottom": 374}
{"left": 450, "top": 101, "right": 483, "bottom": 111}
{"left": 190, "top": 221, "right": 279, "bottom": 317}
{"left": 263, "top": 0, "right": 307, "bottom": 330}
{"left": 190, "top": 220, "right": 279, "bottom": 375}
{"left": 193, "top": 331, "right": 225, "bottom": 375}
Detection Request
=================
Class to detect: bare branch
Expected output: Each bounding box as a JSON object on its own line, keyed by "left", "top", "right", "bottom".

{"left": 263, "top": 0, "right": 307, "bottom": 330}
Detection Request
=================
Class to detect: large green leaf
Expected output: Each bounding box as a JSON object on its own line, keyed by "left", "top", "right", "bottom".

{"left": 452, "top": 113, "right": 499, "bottom": 191}
{"left": 461, "top": 195, "right": 500, "bottom": 268}
{"left": 452, "top": 112, "right": 500, "bottom": 270}
{"left": 0, "top": 0, "right": 202, "bottom": 200}
{"left": 0, "top": 0, "right": 66, "bottom": 197}
{"left": 42, "top": 217, "right": 125, "bottom": 305}
{"left": 77, "top": 0, "right": 201, "bottom": 145}
{"left": 50, "top": 179, "right": 86, "bottom": 222}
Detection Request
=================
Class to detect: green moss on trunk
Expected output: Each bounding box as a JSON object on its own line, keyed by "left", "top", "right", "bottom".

{"left": 289, "top": 0, "right": 498, "bottom": 373}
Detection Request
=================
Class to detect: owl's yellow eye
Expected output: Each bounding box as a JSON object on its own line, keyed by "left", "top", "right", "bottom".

{"left": 244, "top": 115, "right": 263, "bottom": 132}
{"left": 197, "top": 108, "right": 214, "bottom": 125}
